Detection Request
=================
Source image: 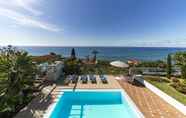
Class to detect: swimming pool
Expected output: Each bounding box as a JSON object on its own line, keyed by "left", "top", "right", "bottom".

{"left": 49, "top": 90, "right": 143, "bottom": 118}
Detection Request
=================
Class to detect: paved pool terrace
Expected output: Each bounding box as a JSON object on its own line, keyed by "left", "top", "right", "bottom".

{"left": 14, "top": 75, "right": 186, "bottom": 118}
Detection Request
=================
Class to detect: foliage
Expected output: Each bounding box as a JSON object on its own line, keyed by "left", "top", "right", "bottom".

{"left": 137, "top": 60, "right": 166, "bottom": 68}
{"left": 144, "top": 76, "right": 186, "bottom": 105}
{"left": 171, "top": 77, "right": 180, "bottom": 83}
{"left": 170, "top": 81, "right": 186, "bottom": 94}
{"left": 63, "top": 59, "right": 128, "bottom": 76}
{"left": 80, "top": 60, "right": 128, "bottom": 75}
{"left": 183, "top": 79, "right": 186, "bottom": 85}
{"left": 63, "top": 59, "right": 80, "bottom": 75}
{"left": 144, "top": 76, "right": 170, "bottom": 83}
{"left": 31, "top": 53, "right": 61, "bottom": 64}
{"left": 174, "top": 52, "right": 186, "bottom": 79}
{"left": 91, "top": 49, "right": 99, "bottom": 62}
{"left": 0, "top": 46, "right": 37, "bottom": 116}
{"left": 181, "top": 65, "right": 186, "bottom": 79}
{"left": 70, "top": 48, "right": 76, "bottom": 60}
{"left": 169, "top": 77, "right": 186, "bottom": 94}
{"left": 129, "top": 67, "right": 142, "bottom": 75}
{"left": 49, "top": 52, "right": 57, "bottom": 56}
{"left": 166, "top": 54, "right": 172, "bottom": 79}
{"left": 174, "top": 52, "right": 186, "bottom": 66}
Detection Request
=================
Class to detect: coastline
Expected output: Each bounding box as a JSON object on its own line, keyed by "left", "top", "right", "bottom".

{"left": 13, "top": 46, "right": 186, "bottom": 61}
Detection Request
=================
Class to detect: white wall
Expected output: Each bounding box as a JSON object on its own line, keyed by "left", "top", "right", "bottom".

{"left": 46, "top": 61, "right": 64, "bottom": 81}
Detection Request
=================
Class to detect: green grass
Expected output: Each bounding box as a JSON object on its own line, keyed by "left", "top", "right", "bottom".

{"left": 144, "top": 76, "right": 186, "bottom": 105}
{"left": 0, "top": 73, "right": 7, "bottom": 80}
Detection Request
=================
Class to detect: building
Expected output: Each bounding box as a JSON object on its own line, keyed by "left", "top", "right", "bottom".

{"left": 46, "top": 61, "right": 64, "bottom": 81}
{"left": 38, "top": 61, "right": 64, "bottom": 81}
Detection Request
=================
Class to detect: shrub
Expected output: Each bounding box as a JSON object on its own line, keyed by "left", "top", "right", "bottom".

{"left": 174, "top": 52, "right": 186, "bottom": 80}
{"left": 63, "top": 59, "right": 80, "bottom": 75}
{"left": 0, "top": 46, "right": 37, "bottom": 116}
{"left": 181, "top": 65, "right": 186, "bottom": 79}
{"left": 138, "top": 60, "right": 166, "bottom": 68}
{"left": 167, "top": 54, "right": 172, "bottom": 79}
{"left": 170, "top": 82, "right": 180, "bottom": 89}
{"left": 170, "top": 79, "right": 186, "bottom": 94}
{"left": 182, "top": 79, "right": 186, "bottom": 85}
{"left": 144, "top": 76, "right": 169, "bottom": 83}
{"left": 175, "top": 84, "right": 186, "bottom": 94}
{"left": 171, "top": 77, "right": 180, "bottom": 83}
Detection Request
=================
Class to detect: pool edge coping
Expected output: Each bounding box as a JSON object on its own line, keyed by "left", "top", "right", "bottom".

{"left": 43, "top": 89, "right": 144, "bottom": 118}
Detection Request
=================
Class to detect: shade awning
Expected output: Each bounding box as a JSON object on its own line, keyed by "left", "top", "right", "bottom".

{"left": 110, "top": 60, "right": 129, "bottom": 68}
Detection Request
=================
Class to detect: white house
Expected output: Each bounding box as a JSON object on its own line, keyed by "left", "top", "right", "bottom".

{"left": 38, "top": 61, "right": 64, "bottom": 81}
{"left": 45, "top": 61, "right": 64, "bottom": 81}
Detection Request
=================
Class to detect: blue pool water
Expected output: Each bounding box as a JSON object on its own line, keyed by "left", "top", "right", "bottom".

{"left": 50, "top": 91, "right": 140, "bottom": 118}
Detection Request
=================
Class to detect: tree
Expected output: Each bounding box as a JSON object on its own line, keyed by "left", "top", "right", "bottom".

{"left": 71, "top": 48, "right": 76, "bottom": 60}
{"left": 174, "top": 52, "right": 186, "bottom": 65}
{"left": 174, "top": 52, "right": 186, "bottom": 79}
{"left": 137, "top": 60, "right": 166, "bottom": 68}
{"left": 91, "top": 49, "right": 99, "bottom": 62}
{"left": 49, "top": 52, "right": 56, "bottom": 56}
{"left": 0, "top": 45, "right": 37, "bottom": 114}
{"left": 63, "top": 59, "right": 80, "bottom": 75}
{"left": 167, "top": 54, "right": 172, "bottom": 79}
{"left": 85, "top": 55, "right": 90, "bottom": 62}
{"left": 181, "top": 65, "right": 186, "bottom": 79}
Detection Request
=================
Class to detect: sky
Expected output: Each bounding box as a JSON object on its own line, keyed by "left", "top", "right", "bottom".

{"left": 0, "top": 0, "right": 186, "bottom": 47}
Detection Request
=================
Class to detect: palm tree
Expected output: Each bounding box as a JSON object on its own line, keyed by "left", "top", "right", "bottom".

{"left": 91, "top": 49, "right": 99, "bottom": 63}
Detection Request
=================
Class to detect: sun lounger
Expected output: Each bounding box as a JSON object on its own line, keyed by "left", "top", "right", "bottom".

{"left": 64, "top": 75, "right": 72, "bottom": 84}
{"left": 100, "top": 75, "right": 108, "bottom": 84}
{"left": 80, "top": 75, "right": 84, "bottom": 82}
{"left": 81, "top": 75, "right": 88, "bottom": 84}
{"left": 72, "top": 75, "right": 78, "bottom": 84}
{"left": 89, "top": 74, "right": 97, "bottom": 84}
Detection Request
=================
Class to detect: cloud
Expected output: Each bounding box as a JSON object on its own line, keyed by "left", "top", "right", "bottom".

{"left": 0, "top": 0, "right": 43, "bottom": 16}
{"left": 0, "top": 8, "right": 61, "bottom": 32}
{"left": 16, "top": 0, "right": 43, "bottom": 16}
{"left": 0, "top": 0, "right": 61, "bottom": 32}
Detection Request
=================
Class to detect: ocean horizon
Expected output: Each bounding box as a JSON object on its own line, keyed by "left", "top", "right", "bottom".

{"left": 14, "top": 46, "right": 186, "bottom": 61}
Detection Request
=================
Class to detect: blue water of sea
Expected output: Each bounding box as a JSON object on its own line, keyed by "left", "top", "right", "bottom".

{"left": 18, "top": 46, "right": 186, "bottom": 61}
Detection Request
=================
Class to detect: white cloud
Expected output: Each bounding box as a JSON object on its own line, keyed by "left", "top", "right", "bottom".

{"left": 0, "top": 0, "right": 43, "bottom": 16}
{"left": 0, "top": 8, "right": 61, "bottom": 32}
{"left": 16, "top": 0, "right": 43, "bottom": 16}
{"left": 0, "top": 0, "right": 61, "bottom": 32}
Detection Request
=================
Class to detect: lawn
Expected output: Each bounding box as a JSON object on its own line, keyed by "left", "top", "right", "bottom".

{"left": 143, "top": 76, "right": 186, "bottom": 105}
{"left": 0, "top": 73, "right": 7, "bottom": 90}
{"left": 0, "top": 72, "right": 7, "bottom": 80}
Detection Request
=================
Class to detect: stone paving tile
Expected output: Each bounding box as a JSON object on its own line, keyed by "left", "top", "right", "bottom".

{"left": 118, "top": 78, "right": 186, "bottom": 118}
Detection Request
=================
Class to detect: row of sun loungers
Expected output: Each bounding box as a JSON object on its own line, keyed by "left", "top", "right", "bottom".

{"left": 89, "top": 75, "right": 97, "bottom": 83}
{"left": 81, "top": 75, "right": 88, "bottom": 84}
{"left": 100, "top": 75, "right": 107, "bottom": 84}
{"left": 66, "top": 75, "right": 108, "bottom": 84}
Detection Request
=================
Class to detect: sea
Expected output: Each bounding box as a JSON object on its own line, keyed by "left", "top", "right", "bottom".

{"left": 17, "top": 46, "right": 186, "bottom": 61}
